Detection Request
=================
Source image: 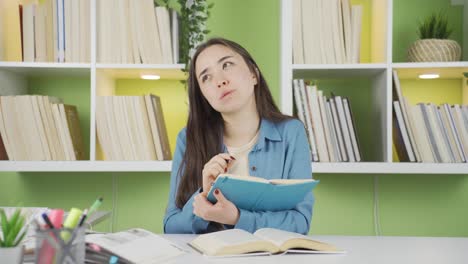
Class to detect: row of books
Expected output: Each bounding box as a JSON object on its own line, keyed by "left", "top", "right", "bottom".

{"left": 22, "top": 0, "right": 90, "bottom": 63}
{"left": 96, "top": 95, "right": 171, "bottom": 161}
{"left": 293, "top": 0, "right": 362, "bottom": 64}
{"left": 293, "top": 79, "right": 362, "bottom": 162}
{"left": 0, "top": 95, "right": 85, "bottom": 161}
{"left": 98, "top": 0, "right": 178, "bottom": 64}
{"left": 393, "top": 72, "right": 468, "bottom": 163}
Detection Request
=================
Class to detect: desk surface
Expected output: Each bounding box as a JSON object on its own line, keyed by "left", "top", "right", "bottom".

{"left": 164, "top": 234, "right": 468, "bottom": 264}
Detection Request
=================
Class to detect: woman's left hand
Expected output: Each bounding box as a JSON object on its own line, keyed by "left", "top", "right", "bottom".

{"left": 193, "top": 189, "right": 240, "bottom": 225}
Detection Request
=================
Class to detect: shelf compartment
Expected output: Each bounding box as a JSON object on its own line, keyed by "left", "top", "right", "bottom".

{"left": 292, "top": 69, "right": 388, "bottom": 162}
{"left": 94, "top": 69, "right": 188, "bottom": 161}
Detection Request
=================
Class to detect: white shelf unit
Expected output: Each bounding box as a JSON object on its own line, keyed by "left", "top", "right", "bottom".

{"left": 280, "top": 0, "right": 468, "bottom": 174}
{"left": 0, "top": 161, "right": 172, "bottom": 172}
{"left": 1, "top": 161, "right": 467, "bottom": 174}
{"left": 0, "top": 0, "right": 186, "bottom": 171}
{"left": 0, "top": 0, "right": 466, "bottom": 173}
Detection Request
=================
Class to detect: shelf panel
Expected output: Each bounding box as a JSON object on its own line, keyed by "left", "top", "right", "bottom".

{"left": 96, "top": 64, "right": 186, "bottom": 80}
{"left": 0, "top": 161, "right": 465, "bottom": 174}
{"left": 0, "top": 161, "right": 172, "bottom": 172}
{"left": 96, "top": 63, "right": 185, "bottom": 69}
{"left": 0, "top": 62, "right": 91, "bottom": 77}
{"left": 313, "top": 162, "right": 468, "bottom": 174}
{"left": 392, "top": 62, "right": 468, "bottom": 69}
{"left": 293, "top": 64, "right": 387, "bottom": 78}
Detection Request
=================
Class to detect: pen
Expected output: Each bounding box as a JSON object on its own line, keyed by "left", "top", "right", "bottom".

{"left": 41, "top": 213, "right": 55, "bottom": 230}
{"left": 87, "top": 197, "right": 104, "bottom": 217}
{"left": 78, "top": 209, "right": 88, "bottom": 227}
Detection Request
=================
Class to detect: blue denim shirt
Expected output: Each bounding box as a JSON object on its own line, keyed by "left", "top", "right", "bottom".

{"left": 163, "top": 118, "right": 314, "bottom": 234}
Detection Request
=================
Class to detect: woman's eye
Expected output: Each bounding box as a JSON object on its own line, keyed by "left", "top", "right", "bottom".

{"left": 222, "top": 61, "right": 233, "bottom": 69}
{"left": 201, "top": 75, "right": 210, "bottom": 83}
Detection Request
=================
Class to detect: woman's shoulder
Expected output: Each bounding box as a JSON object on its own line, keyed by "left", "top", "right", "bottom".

{"left": 272, "top": 118, "right": 305, "bottom": 133}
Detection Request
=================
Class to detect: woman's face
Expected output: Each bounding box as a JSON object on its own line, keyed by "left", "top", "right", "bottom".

{"left": 195, "top": 44, "right": 258, "bottom": 114}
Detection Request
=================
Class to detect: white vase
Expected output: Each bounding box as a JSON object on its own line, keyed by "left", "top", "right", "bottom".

{"left": 0, "top": 246, "right": 24, "bottom": 264}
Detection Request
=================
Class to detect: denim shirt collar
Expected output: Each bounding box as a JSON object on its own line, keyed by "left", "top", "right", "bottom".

{"left": 221, "top": 118, "right": 282, "bottom": 153}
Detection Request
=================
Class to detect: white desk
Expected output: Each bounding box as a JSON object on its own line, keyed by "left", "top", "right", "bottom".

{"left": 163, "top": 234, "right": 468, "bottom": 264}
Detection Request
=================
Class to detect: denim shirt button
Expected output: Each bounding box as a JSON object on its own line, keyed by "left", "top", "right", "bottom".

{"left": 251, "top": 166, "right": 257, "bottom": 171}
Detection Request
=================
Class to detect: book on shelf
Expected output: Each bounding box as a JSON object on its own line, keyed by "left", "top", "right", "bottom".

{"left": 10, "top": 0, "right": 90, "bottom": 63}
{"left": 392, "top": 71, "right": 418, "bottom": 162}
{"left": 293, "top": 79, "right": 362, "bottom": 162}
{"left": 96, "top": 94, "right": 171, "bottom": 161}
{"left": 85, "top": 228, "right": 185, "bottom": 264}
{"left": 293, "top": 79, "right": 318, "bottom": 161}
{"left": 206, "top": 174, "right": 318, "bottom": 211}
{"left": 0, "top": 95, "right": 84, "bottom": 161}
{"left": 392, "top": 70, "right": 468, "bottom": 163}
{"left": 293, "top": 0, "right": 361, "bottom": 64}
{"left": 393, "top": 101, "right": 414, "bottom": 162}
{"left": 98, "top": 0, "right": 177, "bottom": 64}
{"left": 189, "top": 228, "right": 343, "bottom": 257}
{"left": 343, "top": 97, "right": 361, "bottom": 161}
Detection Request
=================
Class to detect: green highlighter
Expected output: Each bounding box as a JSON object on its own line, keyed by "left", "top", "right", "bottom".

{"left": 61, "top": 208, "right": 83, "bottom": 241}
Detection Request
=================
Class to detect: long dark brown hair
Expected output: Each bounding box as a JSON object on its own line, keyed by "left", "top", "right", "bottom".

{"left": 175, "top": 37, "right": 291, "bottom": 208}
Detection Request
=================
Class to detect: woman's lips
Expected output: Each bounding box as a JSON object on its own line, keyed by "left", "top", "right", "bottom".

{"left": 220, "top": 90, "right": 234, "bottom": 100}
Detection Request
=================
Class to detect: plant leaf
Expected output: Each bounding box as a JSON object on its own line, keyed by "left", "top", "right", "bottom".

{"left": 8, "top": 209, "right": 21, "bottom": 231}
{"left": 154, "top": 0, "right": 166, "bottom": 7}
{"left": 5, "top": 215, "right": 24, "bottom": 247}
{"left": 167, "top": 0, "right": 182, "bottom": 13}
{"left": 0, "top": 209, "right": 8, "bottom": 241}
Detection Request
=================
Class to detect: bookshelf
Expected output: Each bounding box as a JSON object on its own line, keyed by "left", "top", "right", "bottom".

{"left": 281, "top": 0, "right": 468, "bottom": 174}
{"left": 0, "top": 0, "right": 466, "bottom": 174}
{"left": 0, "top": 0, "right": 186, "bottom": 171}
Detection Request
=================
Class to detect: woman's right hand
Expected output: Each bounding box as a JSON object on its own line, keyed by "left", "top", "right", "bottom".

{"left": 202, "top": 153, "right": 235, "bottom": 196}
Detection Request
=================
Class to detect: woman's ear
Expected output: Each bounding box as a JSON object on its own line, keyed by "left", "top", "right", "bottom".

{"left": 252, "top": 68, "right": 259, "bottom": 85}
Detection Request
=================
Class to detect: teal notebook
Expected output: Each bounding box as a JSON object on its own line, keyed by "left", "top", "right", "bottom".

{"left": 206, "top": 174, "right": 319, "bottom": 211}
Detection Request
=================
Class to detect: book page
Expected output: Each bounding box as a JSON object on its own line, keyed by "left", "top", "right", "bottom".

{"left": 254, "top": 228, "right": 338, "bottom": 252}
{"left": 219, "top": 174, "right": 269, "bottom": 183}
{"left": 268, "top": 179, "right": 316, "bottom": 185}
{"left": 86, "top": 228, "right": 185, "bottom": 263}
{"left": 254, "top": 228, "right": 305, "bottom": 247}
{"left": 189, "top": 229, "right": 278, "bottom": 256}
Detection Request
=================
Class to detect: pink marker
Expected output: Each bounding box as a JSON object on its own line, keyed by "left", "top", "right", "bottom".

{"left": 48, "top": 209, "right": 64, "bottom": 228}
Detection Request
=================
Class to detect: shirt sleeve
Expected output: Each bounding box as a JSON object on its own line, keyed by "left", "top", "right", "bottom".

{"left": 163, "top": 129, "right": 210, "bottom": 234}
{"left": 234, "top": 120, "right": 314, "bottom": 235}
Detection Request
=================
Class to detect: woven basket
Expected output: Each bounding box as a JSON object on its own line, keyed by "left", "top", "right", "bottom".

{"left": 407, "top": 39, "right": 461, "bottom": 62}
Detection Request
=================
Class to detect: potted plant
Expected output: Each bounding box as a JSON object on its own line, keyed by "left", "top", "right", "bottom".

{"left": 407, "top": 11, "right": 461, "bottom": 62}
{"left": 0, "top": 208, "right": 26, "bottom": 264}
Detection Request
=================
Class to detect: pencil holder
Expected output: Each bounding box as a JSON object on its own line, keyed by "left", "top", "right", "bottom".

{"left": 34, "top": 227, "right": 85, "bottom": 264}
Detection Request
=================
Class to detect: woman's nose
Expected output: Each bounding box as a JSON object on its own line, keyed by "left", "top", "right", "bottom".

{"left": 217, "top": 79, "right": 229, "bottom": 88}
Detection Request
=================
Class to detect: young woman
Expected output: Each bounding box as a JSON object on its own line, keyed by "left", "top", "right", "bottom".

{"left": 163, "top": 38, "right": 313, "bottom": 234}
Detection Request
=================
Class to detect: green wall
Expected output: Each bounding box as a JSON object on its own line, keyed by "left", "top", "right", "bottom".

{"left": 0, "top": 0, "right": 467, "bottom": 237}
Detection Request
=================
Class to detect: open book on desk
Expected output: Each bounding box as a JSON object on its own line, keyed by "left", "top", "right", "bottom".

{"left": 189, "top": 228, "right": 344, "bottom": 257}
{"left": 207, "top": 174, "right": 319, "bottom": 211}
{"left": 85, "top": 228, "right": 186, "bottom": 264}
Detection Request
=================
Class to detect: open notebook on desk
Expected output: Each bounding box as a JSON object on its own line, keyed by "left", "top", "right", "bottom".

{"left": 189, "top": 228, "right": 345, "bottom": 257}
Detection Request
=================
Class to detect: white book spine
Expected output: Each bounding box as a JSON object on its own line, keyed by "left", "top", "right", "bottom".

{"left": 325, "top": 100, "right": 342, "bottom": 161}
{"left": 298, "top": 80, "right": 318, "bottom": 161}
{"left": 330, "top": 97, "right": 347, "bottom": 161}
{"left": 335, "top": 96, "right": 354, "bottom": 162}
